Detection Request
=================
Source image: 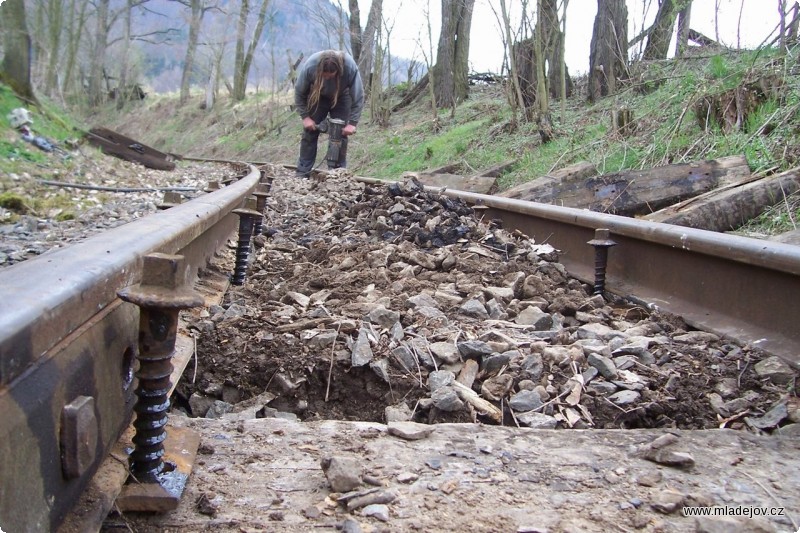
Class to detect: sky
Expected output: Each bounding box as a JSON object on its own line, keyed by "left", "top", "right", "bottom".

{"left": 357, "top": 0, "right": 782, "bottom": 75}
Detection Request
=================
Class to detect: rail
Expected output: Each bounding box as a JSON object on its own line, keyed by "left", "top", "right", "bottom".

{"left": 363, "top": 180, "right": 800, "bottom": 366}
{"left": 0, "top": 164, "right": 260, "bottom": 532}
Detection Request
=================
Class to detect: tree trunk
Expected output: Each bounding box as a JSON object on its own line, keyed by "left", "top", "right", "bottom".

{"left": 88, "top": 0, "right": 109, "bottom": 106}
{"left": 116, "top": 0, "right": 132, "bottom": 110}
{"left": 643, "top": 0, "right": 690, "bottom": 61}
{"left": 541, "top": 0, "right": 572, "bottom": 100}
{"left": 780, "top": 0, "right": 787, "bottom": 50}
{"left": 358, "top": 0, "right": 383, "bottom": 95}
{"left": 206, "top": 57, "right": 217, "bottom": 110}
{"left": 789, "top": 2, "right": 800, "bottom": 43}
{"left": 232, "top": 0, "right": 250, "bottom": 101}
{"left": 180, "top": 0, "right": 205, "bottom": 105}
{"left": 559, "top": 0, "right": 569, "bottom": 119}
{"left": 512, "top": 0, "right": 572, "bottom": 120}
{"left": 588, "top": 0, "right": 628, "bottom": 102}
{"left": 674, "top": 2, "right": 692, "bottom": 57}
{"left": 433, "top": 0, "right": 475, "bottom": 108}
{"left": 61, "top": 0, "right": 89, "bottom": 98}
{"left": 534, "top": 0, "right": 553, "bottom": 143}
{"left": 348, "top": 0, "right": 362, "bottom": 62}
{"left": 44, "top": 0, "right": 64, "bottom": 96}
{"left": 433, "top": 0, "right": 455, "bottom": 108}
{"left": 392, "top": 72, "right": 429, "bottom": 112}
{"left": 0, "top": 0, "right": 35, "bottom": 101}
{"left": 452, "top": 0, "right": 474, "bottom": 104}
{"left": 645, "top": 167, "right": 799, "bottom": 232}
{"left": 238, "top": 0, "right": 271, "bottom": 100}
{"left": 500, "top": 155, "right": 750, "bottom": 217}
{"left": 502, "top": 0, "right": 526, "bottom": 125}
{"left": 32, "top": 0, "right": 45, "bottom": 84}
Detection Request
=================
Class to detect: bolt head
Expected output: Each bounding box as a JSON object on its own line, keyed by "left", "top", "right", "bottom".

{"left": 118, "top": 253, "right": 203, "bottom": 309}
{"left": 61, "top": 396, "right": 98, "bottom": 479}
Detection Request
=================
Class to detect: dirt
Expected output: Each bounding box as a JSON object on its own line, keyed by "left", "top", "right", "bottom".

{"left": 175, "top": 165, "right": 798, "bottom": 434}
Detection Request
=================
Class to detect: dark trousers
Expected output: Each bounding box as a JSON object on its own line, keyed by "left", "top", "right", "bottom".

{"left": 297, "top": 91, "right": 351, "bottom": 175}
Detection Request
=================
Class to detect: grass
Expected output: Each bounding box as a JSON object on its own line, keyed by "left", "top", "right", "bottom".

{"left": 735, "top": 190, "right": 800, "bottom": 236}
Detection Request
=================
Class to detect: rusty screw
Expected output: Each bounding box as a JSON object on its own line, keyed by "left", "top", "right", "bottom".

{"left": 117, "top": 253, "right": 203, "bottom": 483}
{"left": 232, "top": 199, "right": 262, "bottom": 286}
{"left": 157, "top": 191, "right": 183, "bottom": 210}
{"left": 587, "top": 228, "right": 617, "bottom": 296}
{"left": 259, "top": 168, "right": 274, "bottom": 193}
{"left": 203, "top": 180, "right": 221, "bottom": 193}
{"left": 252, "top": 186, "right": 270, "bottom": 236}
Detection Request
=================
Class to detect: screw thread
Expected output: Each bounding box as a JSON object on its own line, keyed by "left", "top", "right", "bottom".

{"left": 593, "top": 248, "right": 609, "bottom": 295}
{"left": 232, "top": 215, "right": 255, "bottom": 285}
{"left": 253, "top": 213, "right": 265, "bottom": 237}
{"left": 130, "top": 354, "right": 173, "bottom": 482}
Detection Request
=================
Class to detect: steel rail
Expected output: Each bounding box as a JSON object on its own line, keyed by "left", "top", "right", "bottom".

{"left": 372, "top": 178, "right": 800, "bottom": 367}
{"left": 0, "top": 165, "right": 260, "bottom": 533}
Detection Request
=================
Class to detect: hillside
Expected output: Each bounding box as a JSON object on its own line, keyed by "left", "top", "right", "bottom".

{"left": 3, "top": 45, "right": 800, "bottom": 239}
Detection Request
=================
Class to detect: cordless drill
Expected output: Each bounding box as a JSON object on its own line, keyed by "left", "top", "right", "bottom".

{"left": 317, "top": 118, "right": 346, "bottom": 169}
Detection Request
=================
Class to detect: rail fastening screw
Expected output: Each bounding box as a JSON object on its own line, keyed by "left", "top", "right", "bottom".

{"left": 157, "top": 191, "right": 183, "bottom": 210}
{"left": 259, "top": 168, "right": 274, "bottom": 192}
{"left": 232, "top": 199, "right": 262, "bottom": 285}
{"left": 117, "top": 253, "right": 203, "bottom": 483}
{"left": 203, "top": 180, "right": 221, "bottom": 193}
{"left": 252, "top": 186, "right": 270, "bottom": 236}
{"left": 587, "top": 228, "right": 617, "bottom": 296}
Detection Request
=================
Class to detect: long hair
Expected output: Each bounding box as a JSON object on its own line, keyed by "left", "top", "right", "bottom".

{"left": 307, "top": 51, "right": 344, "bottom": 112}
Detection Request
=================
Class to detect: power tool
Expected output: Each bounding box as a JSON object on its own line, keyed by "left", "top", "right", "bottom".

{"left": 317, "top": 117, "right": 346, "bottom": 169}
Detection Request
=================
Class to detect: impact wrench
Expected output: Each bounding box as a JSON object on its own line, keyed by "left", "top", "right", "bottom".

{"left": 316, "top": 117, "right": 346, "bottom": 169}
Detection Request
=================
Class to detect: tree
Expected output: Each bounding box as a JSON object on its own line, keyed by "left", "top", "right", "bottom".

{"left": 232, "top": 0, "right": 271, "bottom": 101}
{"left": 305, "top": 0, "right": 348, "bottom": 50}
{"left": 356, "top": 0, "right": 383, "bottom": 94}
{"left": 512, "top": 0, "right": 572, "bottom": 114}
{"left": 643, "top": 0, "right": 692, "bottom": 61}
{"left": 176, "top": 0, "right": 218, "bottom": 105}
{"left": 433, "top": 0, "right": 475, "bottom": 108}
{"left": 533, "top": 0, "right": 553, "bottom": 143}
{"left": 541, "top": 0, "right": 572, "bottom": 101}
{"left": 42, "top": 0, "right": 65, "bottom": 96}
{"left": 1, "top": 0, "right": 36, "bottom": 101}
{"left": 348, "top": 0, "right": 362, "bottom": 61}
{"left": 675, "top": 2, "right": 692, "bottom": 57}
{"left": 559, "top": 0, "right": 570, "bottom": 119}
{"left": 588, "top": 0, "right": 628, "bottom": 102}
{"left": 60, "top": 0, "right": 90, "bottom": 99}
{"left": 116, "top": 0, "right": 134, "bottom": 110}
{"left": 500, "top": 0, "right": 526, "bottom": 126}
{"left": 88, "top": 0, "right": 110, "bottom": 106}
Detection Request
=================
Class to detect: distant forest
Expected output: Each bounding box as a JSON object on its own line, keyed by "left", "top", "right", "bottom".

{"left": 133, "top": 0, "right": 352, "bottom": 93}
{"left": 0, "top": 0, "right": 419, "bottom": 102}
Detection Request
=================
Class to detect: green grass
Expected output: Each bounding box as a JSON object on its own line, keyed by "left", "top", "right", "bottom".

{"left": 735, "top": 190, "right": 800, "bottom": 236}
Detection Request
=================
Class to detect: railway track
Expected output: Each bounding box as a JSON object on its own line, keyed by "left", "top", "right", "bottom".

{"left": 1, "top": 160, "right": 798, "bottom": 532}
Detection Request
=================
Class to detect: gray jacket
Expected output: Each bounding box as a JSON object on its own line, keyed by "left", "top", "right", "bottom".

{"left": 294, "top": 50, "right": 365, "bottom": 125}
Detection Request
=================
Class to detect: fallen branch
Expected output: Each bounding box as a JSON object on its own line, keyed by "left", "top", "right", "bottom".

{"left": 450, "top": 380, "right": 503, "bottom": 423}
